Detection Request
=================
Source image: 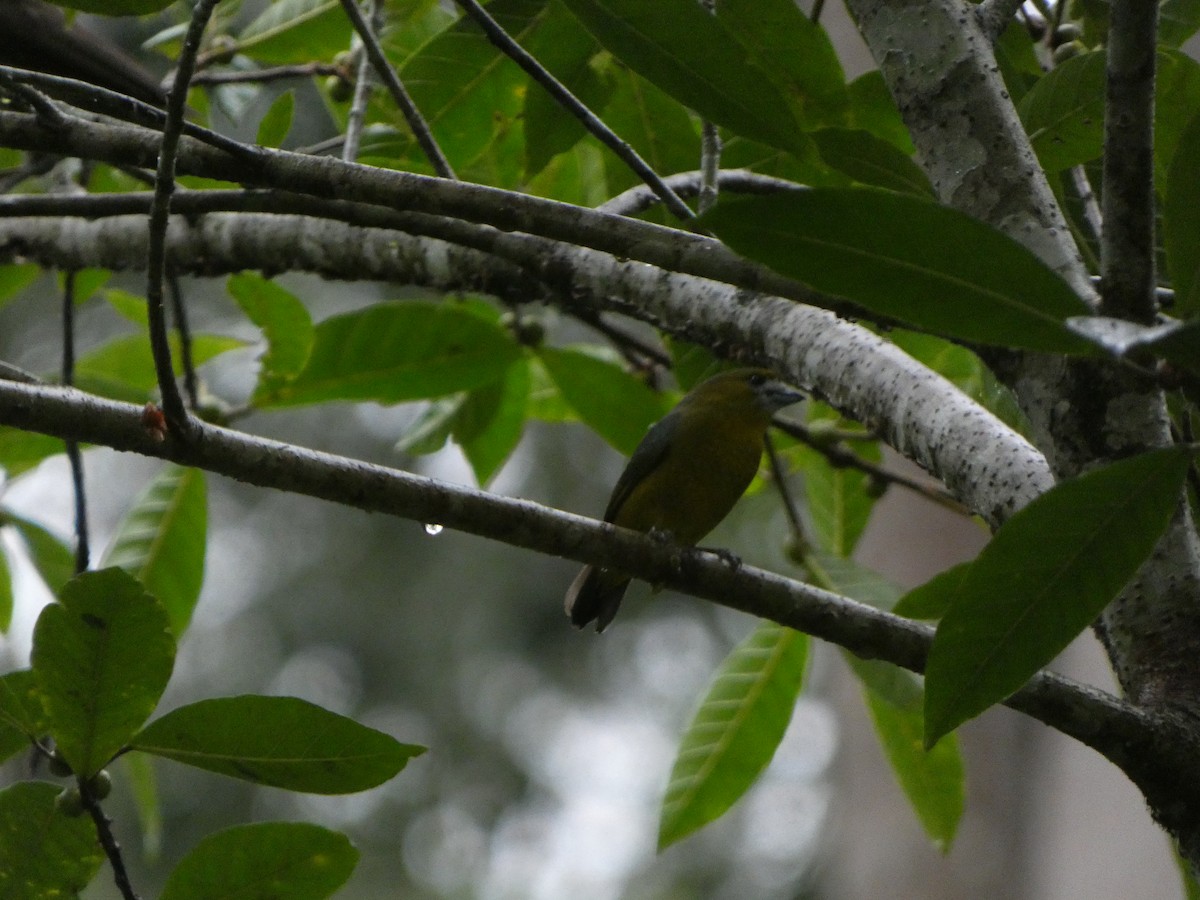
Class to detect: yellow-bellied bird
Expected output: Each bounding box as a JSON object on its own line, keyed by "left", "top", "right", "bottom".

{"left": 565, "top": 368, "right": 803, "bottom": 631}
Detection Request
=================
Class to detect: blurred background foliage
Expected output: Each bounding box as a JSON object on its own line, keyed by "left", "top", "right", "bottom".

{"left": 0, "top": 0, "right": 1189, "bottom": 896}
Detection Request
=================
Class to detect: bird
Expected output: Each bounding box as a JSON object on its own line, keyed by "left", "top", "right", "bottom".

{"left": 0, "top": 0, "right": 166, "bottom": 106}
{"left": 565, "top": 367, "right": 804, "bottom": 631}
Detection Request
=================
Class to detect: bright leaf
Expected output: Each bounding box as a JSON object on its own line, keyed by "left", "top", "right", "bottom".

{"left": 864, "top": 687, "right": 963, "bottom": 852}
{"left": 924, "top": 447, "right": 1193, "bottom": 746}
{"left": 659, "top": 621, "right": 808, "bottom": 849}
{"left": 161, "top": 822, "right": 358, "bottom": 900}
{"left": 0, "top": 782, "right": 103, "bottom": 897}
{"left": 132, "top": 695, "right": 425, "bottom": 794}
{"left": 103, "top": 464, "right": 208, "bottom": 638}
{"left": 893, "top": 562, "right": 971, "bottom": 621}
{"left": 559, "top": 0, "right": 810, "bottom": 155}
{"left": 257, "top": 90, "right": 295, "bottom": 148}
{"left": 452, "top": 359, "right": 531, "bottom": 485}
{"left": 702, "top": 189, "right": 1095, "bottom": 353}
{"left": 1018, "top": 51, "right": 1106, "bottom": 173}
{"left": 261, "top": 302, "right": 521, "bottom": 407}
{"left": 6, "top": 511, "right": 75, "bottom": 599}
{"left": 539, "top": 347, "right": 667, "bottom": 455}
{"left": 32, "top": 568, "right": 176, "bottom": 777}
{"left": 1165, "top": 111, "right": 1200, "bottom": 319}
{"left": 227, "top": 273, "right": 315, "bottom": 398}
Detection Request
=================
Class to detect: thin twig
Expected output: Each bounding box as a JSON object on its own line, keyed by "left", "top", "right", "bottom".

{"left": 0, "top": 65, "right": 258, "bottom": 164}
{"left": 342, "top": 0, "right": 381, "bottom": 163}
{"left": 455, "top": 0, "right": 695, "bottom": 222}
{"left": 0, "top": 360, "right": 41, "bottom": 383}
{"left": 772, "top": 416, "right": 969, "bottom": 514}
{"left": 764, "top": 430, "right": 808, "bottom": 548}
{"left": 599, "top": 168, "right": 805, "bottom": 217}
{"left": 61, "top": 272, "right": 88, "bottom": 573}
{"left": 0, "top": 74, "right": 67, "bottom": 131}
{"left": 190, "top": 62, "right": 344, "bottom": 86}
{"left": 167, "top": 270, "right": 198, "bottom": 409}
{"left": 145, "top": 0, "right": 221, "bottom": 435}
{"left": 575, "top": 310, "right": 673, "bottom": 368}
{"left": 1068, "top": 165, "right": 1103, "bottom": 245}
{"left": 697, "top": 0, "right": 721, "bottom": 214}
{"left": 338, "top": 0, "right": 455, "bottom": 178}
{"left": 1101, "top": 0, "right": 1159, "bottom": 323}
{"left": 698, "top": 122, "right": 721, "bottom": 214}
{"left": 81, "top": 783, "right": 139, "bottom": 900}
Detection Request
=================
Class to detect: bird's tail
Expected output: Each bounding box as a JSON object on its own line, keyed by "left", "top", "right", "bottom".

{"left": 564, "top": 565, "right": 630, "bottom": 632}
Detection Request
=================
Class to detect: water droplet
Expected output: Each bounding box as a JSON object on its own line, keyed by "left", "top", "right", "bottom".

{"left": 424, "top": 523, "right": 444, "bottom": 536}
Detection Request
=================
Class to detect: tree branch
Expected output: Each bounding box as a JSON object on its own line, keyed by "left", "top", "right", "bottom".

{"left": 0, "top": 377, "right": 1195, "bottom": 819}
{"left": 1101, "top": 0, "right": 1158, "bottom": 323}
{"left": 0, "top": 207, "right": 1051, "bottom": 528}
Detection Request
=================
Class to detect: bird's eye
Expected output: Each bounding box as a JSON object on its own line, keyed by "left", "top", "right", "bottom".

{"left": 748, "top": 372, "right": 766, "bottom": 387}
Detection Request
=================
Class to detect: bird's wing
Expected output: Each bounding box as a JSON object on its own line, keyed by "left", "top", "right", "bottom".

{"left": 602, "top": 411, "right": 678, "bottom": 522}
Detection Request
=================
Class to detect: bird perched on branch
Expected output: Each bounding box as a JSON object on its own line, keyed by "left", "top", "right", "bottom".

{"left": 565, "top": 368, "right": 803, "bottom": 631}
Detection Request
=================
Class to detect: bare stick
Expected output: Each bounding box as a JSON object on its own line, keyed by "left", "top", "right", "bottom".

{"left": 61, "top": 272, "right": 88, "bottom": 573}
{"left": 454, "top": 0, "right": 695, "bottom": 221}
{"left": 338, "top": 0, "right": 455, "bottom": 178}
{"left": 145, "top": 0, "right": 221, "bottom": 435}
{"left": 1100, "top": 0, "right": 1158, "bottom": 323}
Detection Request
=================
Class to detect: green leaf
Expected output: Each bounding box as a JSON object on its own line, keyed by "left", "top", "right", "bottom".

{"left": 453, "top": 360, "right": 531, "bottom": 485}
{"left": 1018, "top": 50, "right": 1105, "bottom": 173}
{"left": 702, "top": 190, "right": 1095, "bottom": 353}
{"left": 559, "top": 0, "right": 810, "bottom": 155}
{"left": 797, "top": 405, "right": 880, "bottom": 557}
{"left": 0, "top": 670, "right": 47, "bottom": 738}
{"left": 161, "top": 822, "right": 358, "bottom": 900}
{"left": 0, "top": 782, "right": 103, "bottom": 897}
{"left": 103, "top": 464, "right": 208, "bottom": 638}
{"left": 864, "top": 687, "right": 963, "bottom": 851}
{"left": 539, "top": 347, "right": 666, "bottom": 454}
{"left": 132, "top": 695, "right": 425, "bottom": 794}
{"left": 1155, "top": 50, "right": 1200, "bottom": 189}
{"left": 75, "top": 333, "right": 245, "bottom": 404}
{"left": 994, "top": 21, "right": 1043, "bottom": 104}
{"left": 1161, "top": 0, "right": 1200, "bottom": 46}
{"left": 6, "top": 512, "right": 74, "bottom": 596}
{"left": 0, "top": 428, "right": 63, "bottom": 478}
{"left": 395, "top": 397, "right": 463, "bottom": 456}
{"left": 522, "top": 2, "right": 608, "bottom": 176}
{"left": 714, "top": 0, "right": 848, "bottom": 129}
{"left": 236, "top": 0, "right": 351, "bottom": 64}
{"left": 1166, "top": 111, "right": 1200, "bottom": 319}
{"left": 659, "top": 621, "right": 808, "bottom": 849}
{"left": 106, "top": 288, "right": 150, "bottom": 326}
{"left": 924, "top": 447, "right": 1193, "bottom": 745}
{"left": 599, "top": 65, "right": 700, "bottom": 197}
{"left": 893, "top": 562, "right": 971, "bottom": 620}
{"left": 122, "top": 752, "right": 162, "bottom": 860}
{"left": 0, "top": 671, "right": 42, "bottom": 763}
{"left": 257, "top": 90, "right": 295, "bottom": 148}
{"left": 809, "top": 554, "right": 965, "bottom": 849}
{"left": 812, "top": 128, "right": 931, "bottom": 196}
{"left": 61, "top": 268, "right": 110, "bottom": 304}
{"left": 394, "top": 0, "right": 548, "bottom": 175}
{"left": 227, "top": 273, "right": 315, "bottom": 398}
{"left": 846, "top": 70, "right": 914, "bottom": 153}
{"left": 261, "top": 303, "right": 521, "bottom": 407}
{"left": 0, "top": 263, "right": 41, "bottom": 311}
{"left": 32, "top": 568, "right": 176, "bottom": 777}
